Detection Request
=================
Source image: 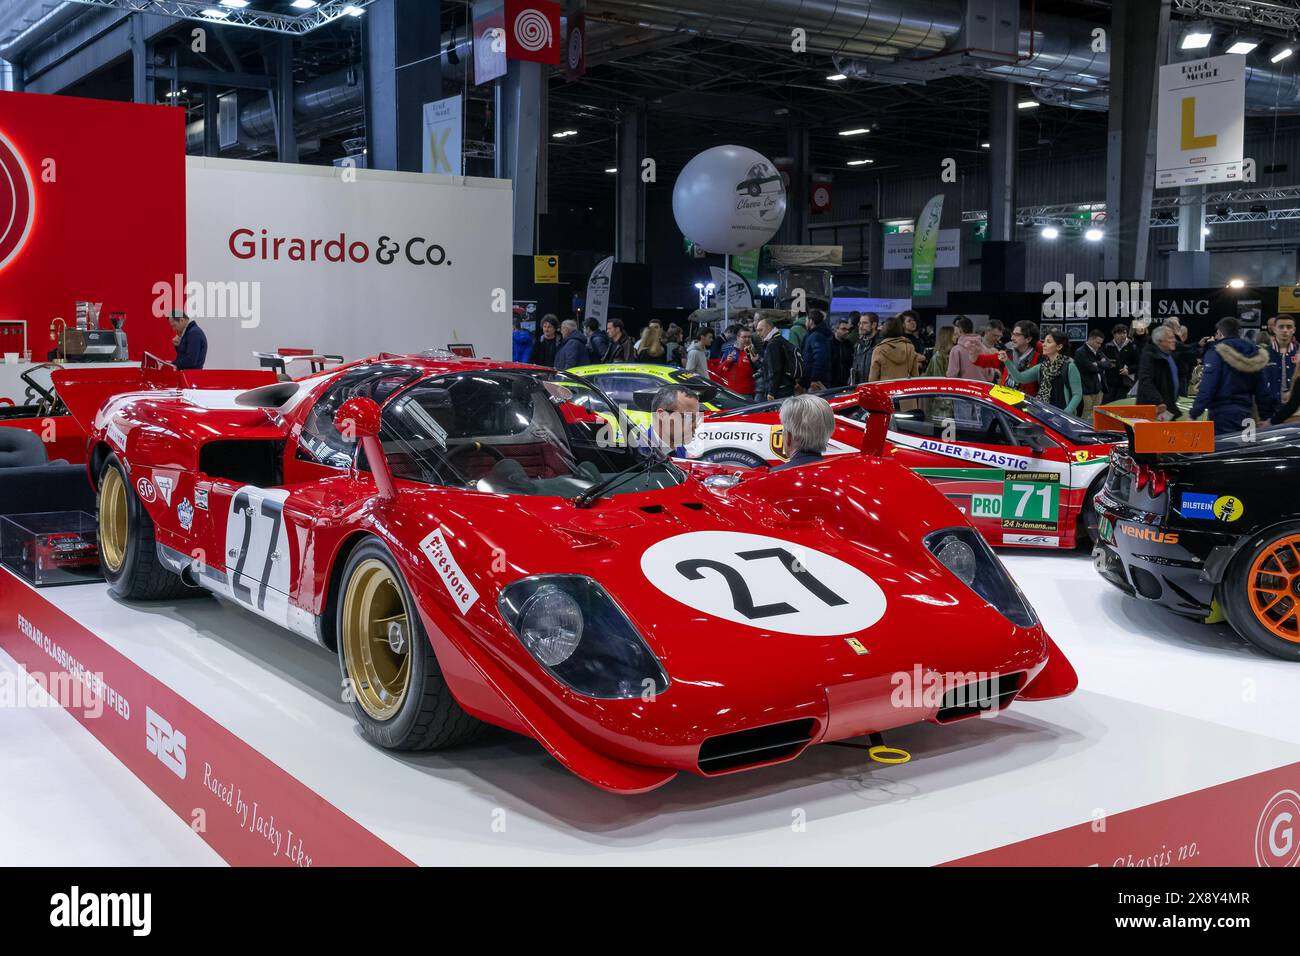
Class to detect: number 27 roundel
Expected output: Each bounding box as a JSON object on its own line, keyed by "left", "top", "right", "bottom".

{"left": 640, "top": 531, "right": 886, "bottom": 636}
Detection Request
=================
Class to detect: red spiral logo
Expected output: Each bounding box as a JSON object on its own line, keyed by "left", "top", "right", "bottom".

{"left": 0, "top": 131, "right": 35, "bottom": 271}
{"left": 513, "top": 9, "right": 551, "bottom": 52}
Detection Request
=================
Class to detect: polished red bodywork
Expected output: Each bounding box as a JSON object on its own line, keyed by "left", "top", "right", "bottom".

{"left": 691, "top": 378, "right": 1124, "bottom": 551}
{"left": 60, "top": 356, "right": 1077, "bottom": 793}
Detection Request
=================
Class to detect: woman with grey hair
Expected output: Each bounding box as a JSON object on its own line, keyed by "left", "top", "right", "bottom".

{"left": 774, "top": 393, "right": 836, "bottom": 470}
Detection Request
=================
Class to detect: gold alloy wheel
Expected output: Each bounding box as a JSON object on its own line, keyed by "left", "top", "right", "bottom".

{"left": 99, "top": 466, "right": 128, "bottom": 573}
{"left": 341, "top": 558, "right": 413, "bottom": 720}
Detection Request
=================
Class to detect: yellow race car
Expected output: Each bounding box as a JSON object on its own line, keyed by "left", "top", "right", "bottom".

{"left": 565, "top": 362, "right": 755, "bottom": 431}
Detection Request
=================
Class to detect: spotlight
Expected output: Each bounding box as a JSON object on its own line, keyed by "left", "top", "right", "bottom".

{"left": 1272, "top": 45, "right": 1294, "bottom": 63}
{"left": 200, "top": 8, "right": 230, "bottom": 18}
{"left": 1227, "top": 278, "right": 1246, "bottom": 289}
{"left": 1085, "top": 227, "right": 1104, "bottom": 242}
{"left": 291, "top": 0, "right": 318, "bottom": 7}
{"left": 1216, "top": 204, "right": 1232, "bottom": 216}
{"left": 846, "top": 158, "right": 874, "bottom": 166}
{"left": 980, "top": 142, "right": 990, "bottom": 149}
{"left": 1227, "top": 39, "right": 1259, "bottom": 56}
{"left": 826, "top": 73, "right": 847, "bottom": 82}
{"left": 838, "top": 128, "right": 870, "bottom": 137}
{"left": 1017, "top": 99, "right": 1039, "bottom": 109}
{"left": 342, "top": 5, "right": 365, "bottom": 16}
{"left": 1250, "top": 203, "right": 1268, "bottom": 214}
{"left": 551, "top": 129, "right": 578, "bottom": 138}
{"left": 1202, "top": 226, "right": 1211, "bottom": 236}
{"left": 219, "top": 0, "right": 249, "bottom": 7}
{"left": 1041, "top": 226, "right": 1060, "bottom": 240}
{"left": 604, "top": 167, "right": 617, "bottom": 174}
{"left": 1180, "top": 22, "right": 1213, "bottom": 50}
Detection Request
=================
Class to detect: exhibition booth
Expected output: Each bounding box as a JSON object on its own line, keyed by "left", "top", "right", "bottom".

{"left": 2, "top": 90, "right": 1300, "bottom": 872}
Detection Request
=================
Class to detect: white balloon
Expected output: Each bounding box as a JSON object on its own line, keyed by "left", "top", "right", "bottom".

{"left": 672, "top": 145, "right": 788, "bottom": 254}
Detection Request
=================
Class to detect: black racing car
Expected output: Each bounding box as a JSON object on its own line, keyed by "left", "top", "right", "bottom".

{"left": 1093, "top": 413, "right": 1300, "bottom": 660}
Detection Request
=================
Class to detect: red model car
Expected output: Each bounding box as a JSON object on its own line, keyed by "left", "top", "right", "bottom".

{"left": 60, "top": 354, "right": 1076, "bottom": 794}
{"left": 689, "top": 378, "right": 1124, "bottom": 550}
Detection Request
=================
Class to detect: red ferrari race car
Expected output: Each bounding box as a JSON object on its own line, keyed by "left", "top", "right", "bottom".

{"left": 60, "top": 354, "right": 1076, "bottom": 794}
{"left": 689, "top": 378, "right": 1124, "bottom": 550}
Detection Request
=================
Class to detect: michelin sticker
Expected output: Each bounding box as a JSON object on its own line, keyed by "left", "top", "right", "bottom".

{"left": 640, "top": 530, "right": 886, "bottom": 635}
{"left": 420, "top": 528, "right": 479, "bottom": 614}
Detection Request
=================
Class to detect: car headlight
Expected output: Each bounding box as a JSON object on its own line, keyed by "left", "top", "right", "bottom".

{"left": 925, "top": 527, "right": 1038, "bottom": 628}
{"left": 499, "top": 575, "right": 669, "bottom": 699}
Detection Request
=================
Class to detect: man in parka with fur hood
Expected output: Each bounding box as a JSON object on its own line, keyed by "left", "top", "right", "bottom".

{"left": 1189, "top": 316, "right": 1276, "bottom": 434}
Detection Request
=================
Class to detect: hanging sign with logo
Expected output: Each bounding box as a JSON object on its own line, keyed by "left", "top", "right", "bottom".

{"left": 534, "top": 255, "right": 559, "bottom": 283}
{"left": 810, "top": 177, "right": 832, "bottom": 214}
{"left": 505, "top": 0, "right": 561, "bottom": 65}
{"left": 421, "top": 96, "right": 463, "bottom": 176}
{"left": 565, "top": 10, "right": 586, "bottom": 78}
{"left": 709, "top": 266, "right": 754, "bottom": 308}
{"left": 472, "top": 1, "right": 507, "bottom": 84}
{"left": 1156, "top": 54, "right": 1245, "bottom": 188}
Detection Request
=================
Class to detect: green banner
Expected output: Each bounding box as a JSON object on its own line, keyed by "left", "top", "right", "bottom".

{"left": 732, "top": 247, "right": 761, "bottom": 282}
{"left": 911, "top": 194, "right": 944, "bottom": 297}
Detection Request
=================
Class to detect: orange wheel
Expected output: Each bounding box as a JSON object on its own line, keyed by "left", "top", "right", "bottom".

{"left": 1246, "top": 534, "right": 1300, "bottom": 643}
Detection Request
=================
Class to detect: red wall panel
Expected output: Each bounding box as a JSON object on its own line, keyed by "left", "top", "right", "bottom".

{"left": 0, "top": 90, "right": 185, "bottom": 361}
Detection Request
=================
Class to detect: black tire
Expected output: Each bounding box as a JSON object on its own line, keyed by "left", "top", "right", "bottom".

{"left": 1220, "top": 522, "right": 1300, "bottom": 662}
{"left": 97, "top": 454, "right": 189, "bottom": 600}
{"left": 336, "top": 539, "right": 485, "bottom": 751}
{"left": 1076, "top": 476, "right": 1105, "bottom": 549}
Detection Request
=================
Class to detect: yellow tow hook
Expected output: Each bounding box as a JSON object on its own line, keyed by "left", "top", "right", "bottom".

{"left": 867, "top": 732, "right": 911, "bottom": 765}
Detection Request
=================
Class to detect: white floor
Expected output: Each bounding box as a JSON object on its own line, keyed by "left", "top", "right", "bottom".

{"left": 2, "top": 548, "right": 1298, "bottom": 866}
{"left": 0, "top": 648, "right": 222, "bottom": 866}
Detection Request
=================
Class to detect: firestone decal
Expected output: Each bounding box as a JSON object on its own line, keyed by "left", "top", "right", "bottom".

{"left": 420, "top": 528, "right": 479, "bottom": 614}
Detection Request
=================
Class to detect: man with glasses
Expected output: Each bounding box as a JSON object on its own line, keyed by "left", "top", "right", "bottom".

{"left": 640, "top": 384, "right": 701, "bottom": 458}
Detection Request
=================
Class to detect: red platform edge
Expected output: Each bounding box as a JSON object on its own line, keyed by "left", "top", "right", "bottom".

{"left": 0, "top": 569, "right": 412, "bottom": 867}
{"left": 945, "top": 763, "right": 1300, "bottom": 866}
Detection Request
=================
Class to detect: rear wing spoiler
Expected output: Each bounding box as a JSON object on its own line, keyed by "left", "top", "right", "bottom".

{"left": 51, "top": 358, "right": 277, "bottom": 435}
{"left": 853, "top": 383, "right": 893, "bottom": 456}
{"left": 1093, "top": 403, "right": 1214, "bottom": 460}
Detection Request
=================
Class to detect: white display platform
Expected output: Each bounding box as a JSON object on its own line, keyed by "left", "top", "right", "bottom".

{"left": 2, "top": 549, "right": 1299, "bottom": 867}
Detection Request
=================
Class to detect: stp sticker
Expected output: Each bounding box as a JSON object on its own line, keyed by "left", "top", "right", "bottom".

{"left": 135, "top": 477, "right": 157, "bottom": 503}
{"left": 640, "top": 531, "right": 886, "bottom": 635}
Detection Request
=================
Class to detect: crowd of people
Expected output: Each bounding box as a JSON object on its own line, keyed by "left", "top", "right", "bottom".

{"left": 512, "top": 305, "right": 1300, "bottom": 431}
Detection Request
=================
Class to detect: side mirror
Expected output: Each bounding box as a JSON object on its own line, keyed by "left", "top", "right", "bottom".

{"left": 335, "top": 396, "right": 382, "bottom": 439}
{"left": 333, "top": 397, "right": 394, "bottom": 500}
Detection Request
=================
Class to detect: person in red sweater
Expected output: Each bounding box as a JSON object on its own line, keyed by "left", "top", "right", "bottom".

{"left": 719, "top": 326, "right": 757, "bottom": 400}
{"left": 976, "top": 319, "right": 1043, "bottom": 395}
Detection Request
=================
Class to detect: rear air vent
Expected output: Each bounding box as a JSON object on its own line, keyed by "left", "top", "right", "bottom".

{"left": 679, "top": 501, "right": 704, "bottom": 511}
{"left": 639, "top": 504, "right": 665, "bottom": 514}
{"left": 697, "top": 718, "right": 817, "bottom": 774}
{"left": 936, "top": 672, "right": 1026, "bottom": 723}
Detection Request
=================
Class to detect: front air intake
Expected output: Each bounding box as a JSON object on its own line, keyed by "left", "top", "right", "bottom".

{"left": 935, "top": 672, "right": 1026, "bottom": 722}
{"left": 697, "top": 718, "right": 817, "bottom": 774}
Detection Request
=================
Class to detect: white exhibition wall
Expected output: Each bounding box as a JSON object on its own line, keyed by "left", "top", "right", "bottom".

{"left": 185, "top": 157, "right": 512, "bottom": 370}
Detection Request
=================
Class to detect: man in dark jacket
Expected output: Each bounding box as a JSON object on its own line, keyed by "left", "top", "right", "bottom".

{"left": 1102, "top": 323, "right": 1138, "bottom": 401}
{"left": 603, "top": 318, "right": 634, "bottom": 363}
{"left": 828, "top": 318, "right": 855, "bottom": 387}
{"left": 585, "top": 318, "right": 609, "bottom": 363}
{"left": 553, "top": 319, "right": 591, "bottom": 371}
{"left": 1189, "top": 316, "right": 1275, "bottom": 434}
{"left": 755, "top": 315, "right": 796, "bottom": 400}
{"left": 169, "top": 311, "right": 207, "bottom": 370}
{"left": 851, "top": 312, "right": 878, "bottom": 385}
{"left": 1136, "top": 325, "right": 1183, "bottom": 419}
{"left": 1073, "top": 328, "right": 1110, "bottom": 420}
{"left": 800, "top": 310, "right": 832, "bottom": 390}
{"left": 533, "top": 315, "right": 560, "bottom": 368}
{"left": 1265, "top": 314, "right": 1297, "bottom": 407}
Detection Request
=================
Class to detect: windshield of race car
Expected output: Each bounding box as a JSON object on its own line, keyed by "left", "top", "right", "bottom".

{"left": 374, "top": 370, "right": 684, "bottom": 497}
{"left": 1017, "top": 395, "right": 1119, "bottom": 444}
